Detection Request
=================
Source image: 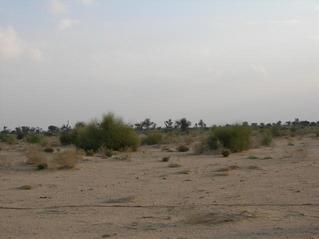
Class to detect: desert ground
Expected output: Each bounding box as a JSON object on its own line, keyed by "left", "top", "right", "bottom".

{"left": 0, "top": 136, "right": 319, "bottom": 239}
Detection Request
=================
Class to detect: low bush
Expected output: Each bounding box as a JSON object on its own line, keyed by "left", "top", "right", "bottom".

{"left": 0, "top": 133, "right": 17, "bottom": 145}
{"left": 26, "top": 146, "right": 79, "bottom": 170}
{"left": 25, "top": 134, "right": 43, "bottom": 144}
{"left": 208, "top": 125, "right": 251, "bottom": 152}
{"left": 51, "top": 149, "right": 79, "bottom": 169}
{"left": 60, "top": 131, "right": 76, "bottom": 145}
{"left": 26, "top": 146, "right": 47, "bottom": 165}
{"left": 261, "top": 130, "right": 273, "bottom": 146}
{"left": 207, "top": 134, "right": 219, "bottom": 150}
{"left": 59, "top": 114, "right": 140, "bottom": 152}
{"left": 98, "top": 145, "right": 113, "bottom": 158}
{"left": 142, "top": 132, "right": 163, "bottom": 145}
{"left": 192, "top": 142, "right": 205, "bottom": 154}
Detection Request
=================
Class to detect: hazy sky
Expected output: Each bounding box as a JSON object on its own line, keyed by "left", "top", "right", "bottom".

{"left": 1, "top": 0, "right": 319, "bottom": 128}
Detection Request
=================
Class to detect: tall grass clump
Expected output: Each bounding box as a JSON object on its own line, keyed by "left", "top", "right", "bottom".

{"left": 261, "top": 130, "right": 273, "bottom": 146}
{"left": 208, "top": 125, "right": 251, "bottom": 152}
{"left": 142, "top": 132, "right": 163, "bottom": 145}
{"left": 0, "top": 133, "right": 17, "bottom": 145}
{"left": 60, "top": 114, "right": 139, "bottom": 152}
{"left": 25, "top": 134, "right": 43, "bottom": 144}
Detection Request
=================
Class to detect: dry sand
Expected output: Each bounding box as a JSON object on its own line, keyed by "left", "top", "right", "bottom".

{"left": 0, "top": 136, "right": 319, "bottom": 239}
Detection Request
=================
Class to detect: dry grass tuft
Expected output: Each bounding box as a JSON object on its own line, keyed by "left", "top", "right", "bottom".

{"left": 26, "top": 146, "right": 80, "bottom": 170}
{"left": 50, "top": 148, "right": 79, "bottom": 169}
{"left": 26, "top": 146, "right": 47, "bottom": 165}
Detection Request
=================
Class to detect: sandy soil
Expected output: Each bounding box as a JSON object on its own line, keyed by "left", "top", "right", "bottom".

{"left": 1, "top": 136, "right": 319, "bottom": 239}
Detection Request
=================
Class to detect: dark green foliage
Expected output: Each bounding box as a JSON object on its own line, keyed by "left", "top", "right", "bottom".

{"left": 135, "top": 118, "right": 156, "bottom": 130}
{"left": 25, "top": 134, "right": 42, "bottom": 144}
{"left": 60, "top": 114, "right": 139, "bottom": 152}
{"left": 207, "top": 134, "right": 219, "bottom": 150}
{"left": 270, "top": 126, "right": 281, "bottom": 137}
{"left": 59, "top": 131, "right": 76, "bottom": 145}
{"left": 75, "top": 122, "right": 102, "bottom": 152}
{"left": 209, "top": 125, "right": 251, "bottom": 152}
{"left": 164, "top": 119, "right": 174, "bottom": 130}
{"left": 175, "top": 118, "right": 191, "bottom": 132}
{"left": 0, "top": 133, "right": 17, "bottom": 144}
{"left": 142, "top": 132, "right": 163, "bottom": 145}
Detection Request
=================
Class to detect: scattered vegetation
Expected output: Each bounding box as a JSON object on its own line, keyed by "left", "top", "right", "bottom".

{"left": 0, "top": 133, "right": 17, "bottom": 145}
{"left": 261, "top": 130, "right": 273, "bottom": 146}
{"left": 25, "top": 134, "right": 43, "bottom": 144}
{"left": 26, "top": 146, "right": 80, "bottom": 170}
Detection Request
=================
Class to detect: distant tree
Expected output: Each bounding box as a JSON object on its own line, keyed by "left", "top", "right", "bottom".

{"left": 48, "top": 125, "right": 59, "bottom": 134}
{"left": 164, "top": 119, "right": 174, "bottom": 129}
{"left": 135, "top": 118, "right": 156, "bottom": 131}
{"left": 175, "top": 118, "right": 191, "bottom": 132}
{"left": 75, "top": 122, "right": 86, "bottom": 128}
{"left": 61, "top": 123, "right": 71, "bottom": 132}
{"left": 198, "top": 120, "right": 206, "bottom": 129}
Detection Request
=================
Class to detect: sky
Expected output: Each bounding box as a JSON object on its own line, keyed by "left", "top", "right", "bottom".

{"left": 0, "top": 0, "right": 319, "bottom": 129}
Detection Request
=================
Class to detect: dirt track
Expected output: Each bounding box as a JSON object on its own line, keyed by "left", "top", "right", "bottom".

{"left": 1, "top": 137, "right": 319, "bottom": 239}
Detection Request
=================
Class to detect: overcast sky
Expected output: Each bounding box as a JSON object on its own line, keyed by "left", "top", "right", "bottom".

{"left": 1, "top": 0, "right": 319, "bottom": 128}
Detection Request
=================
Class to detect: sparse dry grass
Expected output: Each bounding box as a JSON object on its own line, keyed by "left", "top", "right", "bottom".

{"left": 26, "top": 146, "right": 47, "bottom": 165}
{"left": 50, "top": 148, "right": 79, "bottom": 169}
{"left": 25, "top": 146, "right": 80, "bottom": 170}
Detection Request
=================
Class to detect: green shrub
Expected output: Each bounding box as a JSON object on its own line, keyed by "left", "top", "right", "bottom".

{"left": 270, "top": 126, "right": 281, "bottom": 137}
{"left": 25, "top": 134, "right": 42, "bottom": 144}
{"left": 207, "top": 134, "right": 219, "bottom": 150}
{"left": 261, "top": 130, "right": 272, "bottom": 146}
{"left": 209, "top": 125, "right": 251, "bottom": 152}
{"left": 0, "top": 133, "right": 17, "bottom": 144}
{"left": 142, "top": 132, "right": 163, "bottom": 145}
{"left": 59, "top": 131, "right": 76, "bottom": 145}
{"left": 75, "top": 122, "right": 102, "bottom": 152}
{"left": 60, "top": 114, "right": 139, "bottom": 152}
